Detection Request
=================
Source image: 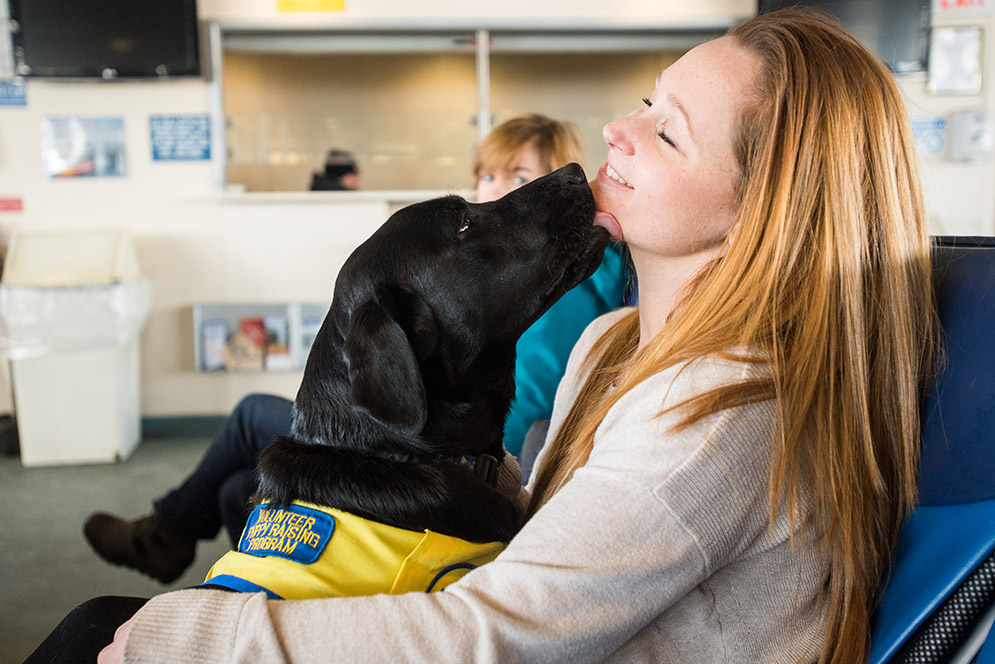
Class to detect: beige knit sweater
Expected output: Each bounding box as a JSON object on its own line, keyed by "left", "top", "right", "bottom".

{"left": 123, "top": 308, "right": 827, "bottom": 663}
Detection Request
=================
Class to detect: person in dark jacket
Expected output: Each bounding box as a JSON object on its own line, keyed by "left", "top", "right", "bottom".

{"left": 309, "top": 149, "right": 359, "bottom": 190}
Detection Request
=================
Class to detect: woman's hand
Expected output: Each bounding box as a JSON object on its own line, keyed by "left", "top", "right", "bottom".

{"left": 97, "top": 613, "right": 137, "bottom": 664}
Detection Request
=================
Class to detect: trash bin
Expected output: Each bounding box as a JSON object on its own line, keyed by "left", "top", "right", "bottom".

{"left": 0, "top": 229, "right": 150, "bottom": 466}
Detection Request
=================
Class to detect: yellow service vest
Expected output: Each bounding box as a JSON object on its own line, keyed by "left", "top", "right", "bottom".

{"left": 204, "top": 501, "right": 505, "bottom": 600}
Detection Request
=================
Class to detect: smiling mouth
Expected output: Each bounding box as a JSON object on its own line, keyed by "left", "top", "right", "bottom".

{"left": 605, "top": 164, "right": 632, "bottom": 188}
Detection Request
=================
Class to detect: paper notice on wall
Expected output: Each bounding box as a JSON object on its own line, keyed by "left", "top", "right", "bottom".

{"left": 0, "top": 80, "right": 26, "bottom": 106}
{"left": 911, "top": 115, "right": 948, "bottom": 157}
{"left": 150, "top": 115, "right": 211, "bottom": 161}
{"left": 277, "top": 0, "right": 345, "bottom": 11}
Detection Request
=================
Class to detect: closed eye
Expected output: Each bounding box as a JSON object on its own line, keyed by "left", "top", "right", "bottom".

{"left": 658, "top": 129, "right": 677, "bottom": 148}
{"left": 642, "top": 97, "right": 678, "bottom": 149}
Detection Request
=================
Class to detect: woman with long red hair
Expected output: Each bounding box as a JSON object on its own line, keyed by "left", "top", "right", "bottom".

{"left": 94, "top": 9, "right": 937, "bottom": 662}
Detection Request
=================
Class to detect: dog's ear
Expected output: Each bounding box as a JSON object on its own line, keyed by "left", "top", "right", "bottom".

{"left": 344, "top": 298, "right": 429, "bottom": 436}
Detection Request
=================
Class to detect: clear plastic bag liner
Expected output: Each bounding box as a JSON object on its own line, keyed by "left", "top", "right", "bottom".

{"left": 0, "top": 279, "right": 150, "bottom": 359}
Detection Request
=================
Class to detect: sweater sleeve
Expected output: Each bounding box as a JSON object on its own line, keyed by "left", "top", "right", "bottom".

{"left": 124, "top": 345, "right": 774, "bottom": 664}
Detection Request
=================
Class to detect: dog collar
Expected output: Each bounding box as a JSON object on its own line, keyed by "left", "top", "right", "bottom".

{"left": 374, "top": 451, "right": 500, "bottom": 488}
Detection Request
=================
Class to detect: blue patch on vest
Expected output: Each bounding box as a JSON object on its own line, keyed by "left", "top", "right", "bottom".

{"left": 238, "top": 503, "right": 335, "bottom": 565}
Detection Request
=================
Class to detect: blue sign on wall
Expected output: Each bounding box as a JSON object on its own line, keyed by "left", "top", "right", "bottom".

{"left": 0, "top": 80, "right": 27, "bottom": 107}
{"left": 150, "top": 114, "right": 211, "bottom": 161}
{"left": 910, "top": 115, "right": 948, "bottom": 157}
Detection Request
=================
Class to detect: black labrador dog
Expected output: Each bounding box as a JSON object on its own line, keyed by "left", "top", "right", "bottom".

{"left": 203, "top": 162, "right": 611, "bottom": 598}
{"left": 24, "top": 164, "right": 611, "bottom": 660}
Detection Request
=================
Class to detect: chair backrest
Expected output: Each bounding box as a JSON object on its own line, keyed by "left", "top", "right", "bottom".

{"left": 868, "top": 236, "right": 995, "bottom": 663}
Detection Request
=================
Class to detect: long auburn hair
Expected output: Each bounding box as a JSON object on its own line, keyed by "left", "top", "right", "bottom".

{"left": 527, "top": 8, "right": 938, "bottom": 663}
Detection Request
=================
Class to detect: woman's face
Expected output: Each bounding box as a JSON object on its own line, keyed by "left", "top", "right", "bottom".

{"left": 592, "top": 37, "right": 759, "bottom": 262}
{"left": 475, "top": 146, "right": 545, "bottom": 203}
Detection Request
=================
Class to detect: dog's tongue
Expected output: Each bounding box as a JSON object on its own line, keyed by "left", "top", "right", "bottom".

{"left": 593, "top": 212, "right": 622, "bottom": 241}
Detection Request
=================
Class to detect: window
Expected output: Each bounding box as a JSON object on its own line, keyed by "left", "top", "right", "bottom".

{"left": 217, "top": 28, "right": 715, "bottom": 193}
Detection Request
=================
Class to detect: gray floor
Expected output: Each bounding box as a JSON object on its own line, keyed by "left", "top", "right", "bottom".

{"left": 0, "top": 433, "right": 233, "bottom": 663}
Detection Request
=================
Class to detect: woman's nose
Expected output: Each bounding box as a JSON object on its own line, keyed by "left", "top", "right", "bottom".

{"left": 476, "top": 179, "right": 509, "bottom": 203}
{"left": 603, "top": 116, "right": 635, "bottom": 155}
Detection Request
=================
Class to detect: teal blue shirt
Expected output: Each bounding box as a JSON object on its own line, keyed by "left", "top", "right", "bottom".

{"left": 505, "top": 244, "right": 628, "bottom": 456}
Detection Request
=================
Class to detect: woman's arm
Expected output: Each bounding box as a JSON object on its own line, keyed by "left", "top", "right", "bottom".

{"left": 116, "top": 358, "right": 774, "bottom": 663}
{"left": 121, "top": 471, "right": 706, "bottom": 663}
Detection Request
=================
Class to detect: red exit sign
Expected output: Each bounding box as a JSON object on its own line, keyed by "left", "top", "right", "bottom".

{"left": 937, "top": 0, "right": 989, "bottom": 11}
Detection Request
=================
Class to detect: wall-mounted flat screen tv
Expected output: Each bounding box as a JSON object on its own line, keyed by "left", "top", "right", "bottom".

{"left": 757, "top": 0, "right": 930, "bottom": 73}
{"left": 8, "top": 0, "right": 200, "bottom": 79}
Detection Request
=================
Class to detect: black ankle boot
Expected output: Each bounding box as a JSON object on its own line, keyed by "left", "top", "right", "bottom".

{"left": 83, "top": 512, "right": 196, "bottom": 584}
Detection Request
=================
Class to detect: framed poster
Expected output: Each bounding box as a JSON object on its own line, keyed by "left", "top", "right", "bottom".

{"left": 928, "top": 26, "right": 984, "bottom": 95}
{"left": 41, "top": 116, "right": 126, "bottom": 177}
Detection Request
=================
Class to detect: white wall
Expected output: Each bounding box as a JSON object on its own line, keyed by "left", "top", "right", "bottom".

{"left": 900, "top": 3, "right": 995, "bottom": 237}
{"left": 1, "top": 0, "right": 992, "bottom": 419}
{"left": 0, "top": 77, "right": 395, "bottom": 415}
{"left": 199, "top": 0, "right": 753, "bottom": 26}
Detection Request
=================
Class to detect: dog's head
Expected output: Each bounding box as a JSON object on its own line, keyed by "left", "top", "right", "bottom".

{"left": 292, "top": 163, "right": 610, "bottom": 459}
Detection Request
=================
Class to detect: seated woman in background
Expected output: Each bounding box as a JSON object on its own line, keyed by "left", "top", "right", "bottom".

{"left": 472, "top": 113, "right": 629, "bottom": 470}
{"left": 309, "top": 148, "right": 360, "bottom": 190}
{"left": 93, "top": 7, "right": 937, "bottom": 663}
{"left": 80, "top": 113, "right": 628, "bottom": 585}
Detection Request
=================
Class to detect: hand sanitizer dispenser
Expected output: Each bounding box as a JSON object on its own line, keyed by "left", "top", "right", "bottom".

{"left": 949, "top": 110, "right": 994, "bottom": 162}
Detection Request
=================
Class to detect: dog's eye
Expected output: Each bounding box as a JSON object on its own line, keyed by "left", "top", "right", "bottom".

{"left": 458, "top": 216, "right": 471, "bottom": 234}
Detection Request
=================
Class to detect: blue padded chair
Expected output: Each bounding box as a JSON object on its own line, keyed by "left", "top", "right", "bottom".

{"left": 868, "top": 236, "right": 995, "bottom": 663}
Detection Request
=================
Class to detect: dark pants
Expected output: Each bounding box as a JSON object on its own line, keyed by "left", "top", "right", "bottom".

{"left": 27, "top": 395, "right": 293, "bottom": 661}
{"left": 155, "top": 393, "right": 293, "bottom": 546}
{"left": 24, "top": 596, "right": 149, "bottom": 664}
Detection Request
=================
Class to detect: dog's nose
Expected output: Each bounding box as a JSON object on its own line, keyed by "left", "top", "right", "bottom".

{"left": 560, "top": 162, "right": 587, "bottom": 185}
